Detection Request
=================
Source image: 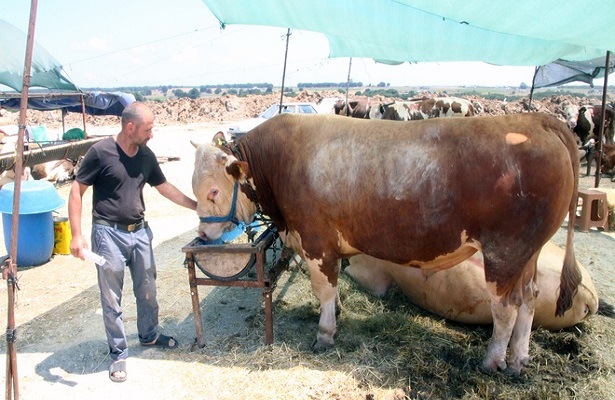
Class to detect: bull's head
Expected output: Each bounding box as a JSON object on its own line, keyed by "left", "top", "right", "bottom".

{"left": 191, "top": 133, "right": 258, "bottom": 241}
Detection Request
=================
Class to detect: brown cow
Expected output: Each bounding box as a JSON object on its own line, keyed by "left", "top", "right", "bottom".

{"left": 191, "top": 113, "right": 580, "bottom": 375}
{"left": 598, "top": 143, "right": 615, "bottom": 180}
{"left": 333, "top": 98, "right": 371, "bottom": 118}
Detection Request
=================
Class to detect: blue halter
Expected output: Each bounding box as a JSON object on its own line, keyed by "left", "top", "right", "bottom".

{"left": 199, "top": 181, "right": 241, "bottom": 226}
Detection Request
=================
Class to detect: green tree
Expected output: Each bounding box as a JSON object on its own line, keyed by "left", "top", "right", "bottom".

{"left": 188, "top": 88, "right": 200, "bottom": 99}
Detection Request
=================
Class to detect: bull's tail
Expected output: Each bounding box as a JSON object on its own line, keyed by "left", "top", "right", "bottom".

{"left": 556, "top": 127, "right": 582, "bottom": 317}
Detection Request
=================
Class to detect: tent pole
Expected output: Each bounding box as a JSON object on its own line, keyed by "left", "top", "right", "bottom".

{"left": 594, "top": 50, "right": 611, "bottom": 188}
{"left": 61, "top": 108, "right": 66, "bottom": 139}
{"left": 344, "top": 58, "right": 352, "bottom": 116}
{"left": 4, "top": 1, "right": 39, "bottom": 399}
{"left": 80, "top": 93, "right": 88, "bottom": 138}
{"left": 528, "top": 66, "right": 539, "bottom": 111}
{"left": 278, "top": 29, "right": 291, "bottom": 114}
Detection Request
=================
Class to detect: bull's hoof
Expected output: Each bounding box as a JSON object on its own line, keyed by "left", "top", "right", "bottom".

{"left": 480, "top": 357, "right": 507, "bottom": 374}
{"left": 504, "top": 355, "right": 530, "bottom": 377}
{"left": 311, "top": 338, "right": 334, "bottom": 353}
{"left": 503, "top": 365, "right": 523, "bottom": 377}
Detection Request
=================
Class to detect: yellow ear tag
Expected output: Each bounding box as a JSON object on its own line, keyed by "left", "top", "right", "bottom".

{"left": 217, "top": 138, "right": 224, "bottom": 146}
{"left": 238, "top": 165, "right": 244, "bottom": 175}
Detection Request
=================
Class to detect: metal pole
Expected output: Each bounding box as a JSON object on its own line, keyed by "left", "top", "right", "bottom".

{"left": 80, "top": 93, "right": 88, "bottom": 138}
{"left": 594, "top": 50, "right": 611, "bottom": 188}
{"left": 528, "top": 66, "right": 539, "bottom": 111}
{"left": 278, "top": 29, "right": 291, "bottom": 114}
{"left": 345, "top": 58, "right": 353, "bottom": 116}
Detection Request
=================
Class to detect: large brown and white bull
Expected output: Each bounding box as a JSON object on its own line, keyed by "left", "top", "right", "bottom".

{"left": 191, "top": 113, "right": 580, "bottom": 375}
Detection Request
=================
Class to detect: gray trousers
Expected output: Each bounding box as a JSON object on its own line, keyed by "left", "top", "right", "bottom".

{"left": 91, "top": 223, "right": 158, "bottom": 361}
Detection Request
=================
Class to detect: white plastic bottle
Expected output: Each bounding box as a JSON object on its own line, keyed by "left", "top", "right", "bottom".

{"left": 82, "top": 248, "right": 107, "bottom": 266}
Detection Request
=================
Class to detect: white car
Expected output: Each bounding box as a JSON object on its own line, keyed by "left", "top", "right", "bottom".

{"left": 227, "top": 102, "right": 318, "bottom": 140}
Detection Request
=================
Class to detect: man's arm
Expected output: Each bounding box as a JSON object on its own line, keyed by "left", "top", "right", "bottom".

{"left": 155, "top": 181, "right": 197, "bottom": 210}
{"left": 68, "top": 180, "right": 90, "bottom": 259}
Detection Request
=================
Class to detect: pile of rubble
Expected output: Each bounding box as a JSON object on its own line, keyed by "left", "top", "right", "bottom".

{"left": 3, "top": 90, "right": 606, "bottom": 129}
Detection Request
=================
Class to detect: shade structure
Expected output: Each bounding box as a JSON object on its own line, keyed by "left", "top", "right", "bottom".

{"left": 201, "top": 0, "right": 614, "bottom": 66}
{"left": 0, "top": 19, "right": 77, "bottom": 92}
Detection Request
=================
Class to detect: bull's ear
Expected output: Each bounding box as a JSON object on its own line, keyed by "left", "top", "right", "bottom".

{"left": 227, "top": 160, "right": 249, "bottom": 182}
{"left": 212, "top": 131, "right": 227, "bottom": 147}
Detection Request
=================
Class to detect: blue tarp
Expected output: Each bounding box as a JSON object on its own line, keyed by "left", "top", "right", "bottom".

{"left": 0, "top": 91, "right": 135, "bottom": 117}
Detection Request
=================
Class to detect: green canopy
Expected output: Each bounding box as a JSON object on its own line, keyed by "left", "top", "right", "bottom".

{"left": 201, "top": 0, "right": 613, "bottom": 66}
{"left": 0, "top": 19, "right": 78, "bottom": 92}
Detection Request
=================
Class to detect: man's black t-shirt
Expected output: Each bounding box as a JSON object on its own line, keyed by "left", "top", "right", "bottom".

{"left": 77, "top": 137, "right": 166, "bottom": 224}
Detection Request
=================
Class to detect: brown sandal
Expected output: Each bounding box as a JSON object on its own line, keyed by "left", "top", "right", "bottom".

{"left": 109, "top": 359, "right": 126, "bottom": 383}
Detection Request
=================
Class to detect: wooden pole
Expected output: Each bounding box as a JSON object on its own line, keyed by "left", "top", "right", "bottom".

{"left": 594, "top": 50, "right": 611, "bottom": 188}
{"left": 4, "top": 1, "right": 39, "bottom": 398}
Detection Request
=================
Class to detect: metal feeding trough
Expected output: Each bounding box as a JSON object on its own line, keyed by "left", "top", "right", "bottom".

{"left": 181, "top": 225, "right": 294, "bottom": 347}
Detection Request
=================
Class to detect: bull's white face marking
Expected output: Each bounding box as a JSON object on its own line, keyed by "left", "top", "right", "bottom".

{"left": 192, "top": 144, "right": 257, "bottom": 240}
{"left": 505, "top": 132, "right": 528, "bottom": 145}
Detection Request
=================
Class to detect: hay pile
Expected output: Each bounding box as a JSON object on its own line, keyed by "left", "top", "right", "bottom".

{"left": 209, "top": 261, "right": 611, "bottom": 399}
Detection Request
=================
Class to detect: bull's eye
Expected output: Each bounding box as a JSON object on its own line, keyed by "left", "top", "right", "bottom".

{"left": 208, "top": 188, "right": 219, "bottom": 202}
{"left": 583, "top": 305, "right": 589, "bottom": 316}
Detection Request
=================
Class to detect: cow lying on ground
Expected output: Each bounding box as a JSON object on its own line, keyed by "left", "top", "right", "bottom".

{"left": 369, "top": 96, "right": 475, "bottom": 120}
{"left": 345, "top": 241, "right": 598, "bottom": 331}
{"left": 30, "top": 157, "right": 82, "bottom": 183}
{"left": 191, "top": 113, "right": 580, "bottom": 375}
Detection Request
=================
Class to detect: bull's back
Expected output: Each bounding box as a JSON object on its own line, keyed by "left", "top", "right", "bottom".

{"left": 245, "top": 113, "right": 576, "bottom": 264}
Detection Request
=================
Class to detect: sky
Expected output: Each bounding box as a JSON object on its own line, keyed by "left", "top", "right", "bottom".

{"left": 3, "top": 0, "right": 544, "bottom": 90}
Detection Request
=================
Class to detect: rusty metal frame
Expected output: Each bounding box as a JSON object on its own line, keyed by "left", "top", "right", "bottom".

{"left": 181, "top": 227, "right": 293, "bottom": 348}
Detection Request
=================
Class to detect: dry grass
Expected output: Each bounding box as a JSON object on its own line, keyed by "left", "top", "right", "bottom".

{"left": 169, "top": 252, "right": 614, "bottom": 400}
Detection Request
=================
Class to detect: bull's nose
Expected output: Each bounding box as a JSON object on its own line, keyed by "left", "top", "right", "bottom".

{"left": 197, "top": 229, "right": 209, "bottom": 241}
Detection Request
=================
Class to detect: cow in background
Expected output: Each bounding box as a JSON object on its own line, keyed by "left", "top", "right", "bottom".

{"left": 0, "top": 167, "right": 31, "bottom": 189}
{"left": 574, "top": 105, "right": 615, "bottom": 145}
{"left": 598, "top": 143, "right": 615, "bottom": 180}
{"left": 370, "top": 96, "right": 475, "bottom": 121}
{"left": 333, "top": 98, "right": 371, "bottom": 118}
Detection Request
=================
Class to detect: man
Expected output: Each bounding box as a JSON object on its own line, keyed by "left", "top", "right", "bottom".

{"left": 68, "top": 102, "right": 197, "bottom": 383}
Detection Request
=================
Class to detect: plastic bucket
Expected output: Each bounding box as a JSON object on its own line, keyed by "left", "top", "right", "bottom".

{"left": 2, "top": 213, "right": 54, "bottom": 266}
{"left": 28, "top": 125, "right": 48, "bottom": 142}
{"left": 0, "top": 181, "right": 65, "bottom": 266}
{"left": 53, "top": 216, "right": 71, "bottom": 255}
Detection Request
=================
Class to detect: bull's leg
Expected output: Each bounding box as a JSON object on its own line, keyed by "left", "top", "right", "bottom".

{"left": 507, "top": 254, "right": 539, "bottom": 374}
{"left": 483, "top": 253, "right": 539, "bottom": 376}
{"left": 483, "top": 289, "right": 518, "bottom": 373}
{"left": 304, "top": 258, "right": 340, "bottom": 352}
{"left": 507, "top": 299, "right": 535, "bottom": 374}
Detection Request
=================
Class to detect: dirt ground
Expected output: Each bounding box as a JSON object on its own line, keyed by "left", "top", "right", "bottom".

{"left": 0, "top": 96, "right": 614, "bottom": 399}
